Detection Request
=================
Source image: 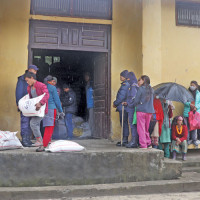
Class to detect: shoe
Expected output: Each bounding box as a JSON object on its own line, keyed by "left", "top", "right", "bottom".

{"left": 147, "top": 145, "right": 152, "bottom": 149}
{"left": 116, "top": 136, "right": 128, "bottom": 147}
{"left": 182, "top": 153, "right": 187, "bottom": 161}
{"left": 126, "top": 142, "right": 138, "bottom": 148}
{"left": 116, "top": 141, "right": 128, "bottom": 147}
{"left": 21, "top": 135, "right": 31, "bottom": 147}
{"left": 36, "top": 146, "right": 45, "bottom": 152}
{"left": 187, "top": 140, "right": 192, "bottom": 145}
{"left": 139, "top": 147, "right": 147, "bottom": 149}
{"left": 32, "top": 137, "right": 43, "bottom": 147}
{"left": 193, "top": 141, "right": 199, "bottom": 147}
{"left": 172, "top": 151, "right": 176, "bottom": 160}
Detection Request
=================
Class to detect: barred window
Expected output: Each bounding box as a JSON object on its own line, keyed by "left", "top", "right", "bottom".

{"left": 176, "top": 1, "right": 200, "bottom": 27}
{"left": 31, "top": 0, "right": 112, "bottom": 20}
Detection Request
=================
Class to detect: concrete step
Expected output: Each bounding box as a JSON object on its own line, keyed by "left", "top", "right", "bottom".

{"left": 0, "top": 139, "right": 181, "bottom": 187}
{"left": 182, "top": 167, "right": 200, "bottom": 173}
{"left": 182, "top": 160, "right": 200, "bottom": 168}
{"left": 0, "top": 172, "right": 199, "bottom": 200}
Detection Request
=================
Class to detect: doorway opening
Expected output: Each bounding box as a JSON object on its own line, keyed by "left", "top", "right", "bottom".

{"left": 32, "top": 49, "right": 110, "bottom": 138}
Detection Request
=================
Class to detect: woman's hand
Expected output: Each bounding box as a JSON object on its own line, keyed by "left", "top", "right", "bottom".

{"left": 122, "top": 102, "right": 127, "bottom": 106}
{"left": 176, "top": 138, "right": 181, "bottom": 145}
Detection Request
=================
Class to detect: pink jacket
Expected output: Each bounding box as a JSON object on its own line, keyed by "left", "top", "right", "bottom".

{"left": 27, "top": 81, "right": 49, "bottom": 114}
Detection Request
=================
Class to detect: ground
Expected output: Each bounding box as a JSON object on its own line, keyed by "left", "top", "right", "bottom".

{"left": 36, "top": 192, "right": 200, "bottom": 200}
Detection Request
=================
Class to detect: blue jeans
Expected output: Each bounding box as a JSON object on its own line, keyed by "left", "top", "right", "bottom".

{"left": 65, "top": 113, "right": 73, "bottom": 138}
{"left": 20, "top": 112, "right": 31, "bottom": 137}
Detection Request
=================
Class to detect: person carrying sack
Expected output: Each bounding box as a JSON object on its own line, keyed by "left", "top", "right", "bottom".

{"left": 25, "top": 72, "right": 49, "bottom": 147}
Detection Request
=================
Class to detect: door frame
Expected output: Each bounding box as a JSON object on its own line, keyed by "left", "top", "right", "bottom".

{"left": 28, "top": 20, "right": 111, "bottom": 139}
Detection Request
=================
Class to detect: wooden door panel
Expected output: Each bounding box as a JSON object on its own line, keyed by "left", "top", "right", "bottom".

{"left": 30, "top": 20, "right": 110, "bottom": 52}
{"left": 93, "top": 54, "right": 108, "bottom": 138}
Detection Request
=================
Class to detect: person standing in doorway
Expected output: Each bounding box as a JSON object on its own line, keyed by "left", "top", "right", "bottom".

{"left": 113, "top": 70, "right": 130, "bottom": 146}
{"left": 52, "top": 77, "right": 61, "bottom": 97}
{"left": 24, "top": 72, "right": 49, "bottom": 148}
{"left": 84, "top": 72, "right": 94, "bottom": 136}
{"left": 15, "top": 65, "right": 39, "bottom": 147}
{"left": 60, "top": 84, "right": 77, "bottom": 139}
{"left": 36, "top": 75, "right": 64, "bottom": 152}
{"left": 133, "top": 75, "right": 155, "bottom": 149}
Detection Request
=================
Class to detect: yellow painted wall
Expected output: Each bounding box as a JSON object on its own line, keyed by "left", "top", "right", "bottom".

{"left": 161, "top": 0, "right": 200, "bottom": 116}
{"left": 0, "top": 0, "right": 143, "bottom": 140}
{"left": 111, "top": 0, "right": 143, "bottom": 139}
{"left": 142, "top": 0, "right": 162, "bottom": 86}
{"left": 0, "top": 0, "right": 30, "bottom": 136}
{"left": 5, "top": 0, "right": 198, "bottom": 140}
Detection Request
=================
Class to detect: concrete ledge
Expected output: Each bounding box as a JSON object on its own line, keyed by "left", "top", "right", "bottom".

{"left": 0, "top": 172, "right": 199, "bottom": 200}
{"left": 0, "top": 140, "right": 181, "bottom": 187}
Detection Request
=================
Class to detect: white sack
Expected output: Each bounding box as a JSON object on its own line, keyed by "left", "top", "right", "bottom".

{"left": 18, "top": 94, "right": 46, "bottom": 117}
{"left": 45, "top": 140, "right": 85, "bottom": 153}
{"left": 0, "top": 131, "right": 23, "bottom": 150}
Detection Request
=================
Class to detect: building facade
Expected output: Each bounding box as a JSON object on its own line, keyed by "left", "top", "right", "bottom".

{"left": 0, "top": 0, "right": 200, "bottom": 139}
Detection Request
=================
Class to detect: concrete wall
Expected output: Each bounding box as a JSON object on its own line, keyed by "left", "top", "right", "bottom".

{"left": 1, "top": 0, "right": 200, "bottom": 139}
{"left": 161, "top": 0, "right": 200, "bottom": 116}
{"left": 0, "top": 0, "right": 143, "bottom": 139}
{"left": 0, "top": 0, "right": 30, "bottom": 134}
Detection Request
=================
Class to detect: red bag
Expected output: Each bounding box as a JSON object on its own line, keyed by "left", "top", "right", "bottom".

{"left": 188, "top": 111, "right": 200, "bottom": 131}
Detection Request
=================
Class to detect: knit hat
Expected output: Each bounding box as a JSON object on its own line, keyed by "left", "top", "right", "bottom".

{"left": 127, "top": 72, "right": 137, "bottom": 84}
{"left": 120, "top": 70, "right": 129, "bottom": 78}
{"left": 53, "top": 77, "right": 57, "bottom": 83}
{"left": 43, "top": 75, "right": 53, "bottom": 85}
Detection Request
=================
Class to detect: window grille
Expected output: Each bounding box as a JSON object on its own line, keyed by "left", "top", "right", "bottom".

{"left": 31, "top": 0, "right": 112, "bottom": 20}
{"left": 176, "top": 1, "right": 200, "bottom": 27}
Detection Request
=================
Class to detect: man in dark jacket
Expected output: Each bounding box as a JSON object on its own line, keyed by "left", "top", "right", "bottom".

{"left": 113, "top": 70, "right": 130, "bottom": 146}
{"left": 61, "top": 84, "right": 77, "bottom": 139}
{"left": 15, "top": 65, "right": 39, "bottom": 147}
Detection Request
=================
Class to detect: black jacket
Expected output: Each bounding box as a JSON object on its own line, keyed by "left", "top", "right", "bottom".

{"left": 60, "top": 89, "right": 77, "bottom": 114}
{"left": 113, "top": 80, "right": 130, "bottom": 111}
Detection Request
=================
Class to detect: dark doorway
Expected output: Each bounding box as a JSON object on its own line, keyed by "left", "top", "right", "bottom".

{"left": 32, "top": 49, "right": 110, "bottom": 138}
{"left": 29, "top": 20, "right": 111, "bottom": 138}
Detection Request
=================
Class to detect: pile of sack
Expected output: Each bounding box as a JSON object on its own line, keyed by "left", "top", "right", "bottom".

{"left": 0, "top": 131, "right": 23, "bottom": 150}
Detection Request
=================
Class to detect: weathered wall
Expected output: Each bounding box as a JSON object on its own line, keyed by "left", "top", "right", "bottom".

{"left": 0, "top": 0, "right": 142, "bottom": 139}
{"left": 2, "top": 0, "right": 198, "bottom": 139}
{"left": 111, "top": 0, "right": 143, "bottom": 139}
{"left": 161, "top": 0, "right": 200, "bottom": 116}
{"left": 142, "top": 0, "right": 162, "bottom": 86}
{"left": 0, "top": 0, "right": 30, "bottom": 135}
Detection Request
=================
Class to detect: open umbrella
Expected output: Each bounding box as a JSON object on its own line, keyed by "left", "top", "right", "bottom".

{"left": 153, "top": 82, "right": 194, "bottom": 104}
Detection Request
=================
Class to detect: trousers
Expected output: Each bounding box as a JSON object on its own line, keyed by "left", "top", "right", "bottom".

{"left": 20, "top": 112, "right": 32, "bottom": 137}
{"left": 30, "top": 116, "right": 43, "bottom": 138}
{"left": 119, "top": 109, "right": 129, "bottom": 137}
{"left": 65, "top": 113, "right": 74, "bottom": 138}
{"left": 43, "top": 109, "right": 56, "bottom": 147}
{"left": 137, "top": 112, "right": 152, "bottom": 148}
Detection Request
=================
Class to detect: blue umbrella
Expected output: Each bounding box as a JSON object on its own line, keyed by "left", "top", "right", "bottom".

{"left": 153, "top": 82, "right": 194, "bottom": 103}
